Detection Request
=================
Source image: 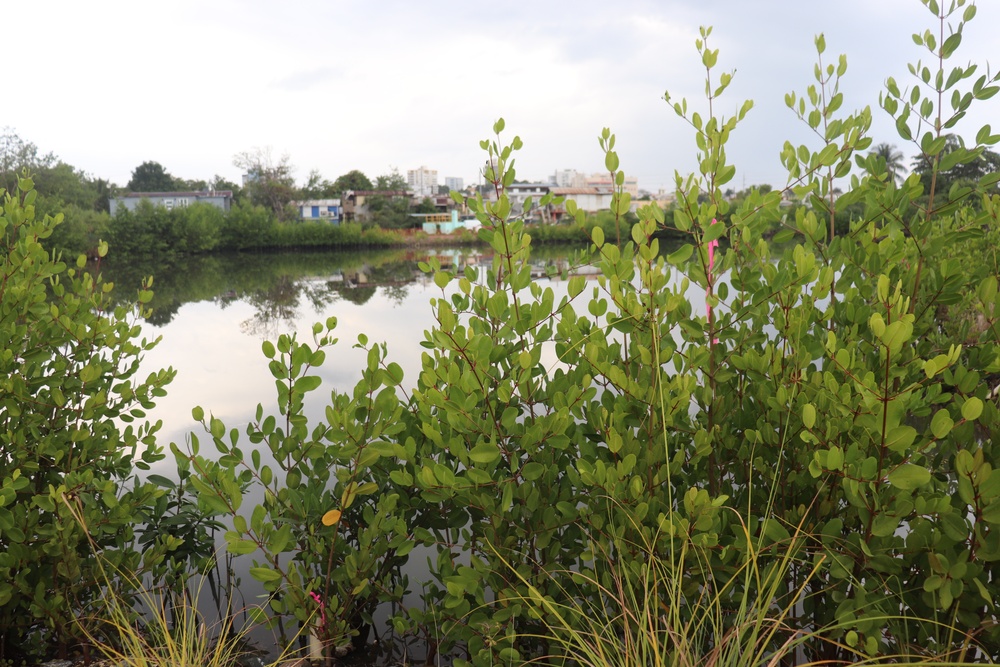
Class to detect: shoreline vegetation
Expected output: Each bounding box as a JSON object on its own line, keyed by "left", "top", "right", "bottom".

{"left": 5, "top": 1, "right": 1000, "bottom": 666}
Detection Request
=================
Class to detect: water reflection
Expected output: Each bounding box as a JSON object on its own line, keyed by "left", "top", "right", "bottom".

{"left": 100, "top": 246, "right": 589, "bottom": 333}
{"left": 104, "top": 242, "right": 697, "bottom": 663}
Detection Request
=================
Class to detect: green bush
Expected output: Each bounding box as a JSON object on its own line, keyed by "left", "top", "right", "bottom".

{"left": 176, "top": 321, "right": 415, "bottom": 652}
{"left": 0, "top": 177, "right": 174, "bottom": 660}
{"left": 181, "top": 2, "right": 1000, "bottom": 664}
{"left": 219, "top": 201, "right": 274, "bottom": 250}
{"left": 46, "top": 203, "right": 110, "bottom": 257}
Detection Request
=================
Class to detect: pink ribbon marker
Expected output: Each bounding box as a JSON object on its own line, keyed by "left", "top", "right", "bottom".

{"left": 309, "top": 591, "right": 326, "bottom": 628}
{"left": 706, "top": 219, "right": 720, "bottom": 345}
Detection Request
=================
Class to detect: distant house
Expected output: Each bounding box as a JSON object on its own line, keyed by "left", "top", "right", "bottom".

{"left": 550, "top": 187, "right": 614, "bottom": 214}
{"left": 421, "top": 210, "right": 481, "bottom": 235}
{"left": 110, "top": 190, "right": 234, "bottom": 216}
{"left": 342, "top": 190, "right": 411, "bottom": 222}
{"left": 292, "top": 198, "right": 341, "bottom": 223}
{"left": 503, "top": 183, "right": 551, "bottom": 219}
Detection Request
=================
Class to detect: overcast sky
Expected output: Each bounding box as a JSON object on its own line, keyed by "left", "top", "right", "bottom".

{"left": 8, "top": 0, "right": 998, "bottom": 193}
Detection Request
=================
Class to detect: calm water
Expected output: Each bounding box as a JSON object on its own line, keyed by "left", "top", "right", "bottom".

{"left": 101, "top": 244, "right": 594, "bottom": 660}
{"left": 101, "top": 240, "right": 703, "bottom": 661}
{"left": 103, "top": 245, "right": 587, "bottom": 461}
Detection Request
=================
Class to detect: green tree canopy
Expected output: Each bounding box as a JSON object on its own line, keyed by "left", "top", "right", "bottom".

{"left": 911, "top": 133, "right": 1000, "bottom": 197}
{"left": 374, "top": 168, "right": 408, "bottom": 191}
{"left": 300, "top": 169, "right": 336, "bottom": 199}
{"left": 0, "top": 127, "right": 56, "bottom": 194}
{"left": 331, "top": 169, "right": 373, "bottom": 193}
{"left": 414, "top": 196, "right": 437, "bottom": 214}
{"left": 234, "top": 148, "right": 297, "bottom": 218}
{"left": 127, "top": 161, "right": 177, "bottom": 192}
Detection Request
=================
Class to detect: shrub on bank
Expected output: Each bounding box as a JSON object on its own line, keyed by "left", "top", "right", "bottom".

{"left": 5, "top": 1, "right": 1000, "bottom": 665}
{"left": 181, "top": 3, "right": 1000, "bottom": 664}
{"left": 0, "top": 179, "right": 175, "bottom": 661}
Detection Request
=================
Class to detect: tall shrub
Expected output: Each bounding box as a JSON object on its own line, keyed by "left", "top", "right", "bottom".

{"left": 396, "top": 4, "right": 1000, "bottom": 662}
{"left": 184, "top": 1, "right": 1000, "bottom": 663}
{"left": 0, "top": 177, "right": 174, "bottom": 660}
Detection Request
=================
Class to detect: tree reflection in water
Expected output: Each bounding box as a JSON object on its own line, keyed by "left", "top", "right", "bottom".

{"left": 239, "top": 274, "right": 302, "bottom": 338}
{"left": 97, "top": 245, "right": 586, "bottom": 335}
{"left": 97, "top": 248, "right": 484, "bottom": 331}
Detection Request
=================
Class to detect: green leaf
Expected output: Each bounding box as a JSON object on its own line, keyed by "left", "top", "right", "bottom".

{"left": 210, "top": 416, "right": 226, "bottom": 440}
{"left": 387, "top": 362, "right": 404, "bottom": 385}
{"left": 469, "top": 444, "right": 501, "bottom": 465}
{"left": 941, "top": 32, "right": 962, "bottom": 59}
{"left": 226, "top": 538, "right": 259, "bottom": 556}
{"left": 802, "top": 404, "right": 816, "bottom": 429}
{"left": 591, "top": 225, "right": 605, "bottom": 247}
{"left": 667, "top": 244, "right": 693, "bottom": 265}
{"left": 294, "top": 375, "right": 322, "bottom": 393}
{"left": 703, "top": 220, "right": 726, "bottom": 243}
{"left": 930, "top": 409, "right": 954, "bottom": 439}
{"left": 605, "top": 151, "right": 620, "bottom": 173}
{"left": 884, "top": 425, "right": 917, "bottom": 453}
{"left": 249, "top": 567, "right": 283, "bottom": 584}
{"left": 146, "top": 474, "right": 176, "bottom": 489}
{"left": 962, "top": 397, "right": 984, "bottom": 422}
{"left": 887, "top": 463, "right": 931, "bottom": 490}
{"left": 521, "top": 462, "right": 545, "bottom": 481}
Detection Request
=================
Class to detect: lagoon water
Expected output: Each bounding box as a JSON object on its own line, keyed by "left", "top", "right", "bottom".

{"left": 103, "top": 245, "right": 593, "bottom": 659}
{"left": 102, "top": 241, "right": 706, "bottom": 660}
{"left": 108, "top": 246, "right": 584, "bottom": 461}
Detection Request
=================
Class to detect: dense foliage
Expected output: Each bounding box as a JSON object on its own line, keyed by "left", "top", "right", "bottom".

{"left": 0, "top": 177, "right": 174, "bottom": 660}
{"left": 3, "top": 1, "right": 1000, "bottom": 665}
{"left": 178, "top": 2, "right": 1000, "bottom": 664}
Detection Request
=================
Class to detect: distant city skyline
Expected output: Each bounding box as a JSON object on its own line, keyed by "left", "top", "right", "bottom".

{"left": 6, "top": 0, "right": 998, "bottom": 194}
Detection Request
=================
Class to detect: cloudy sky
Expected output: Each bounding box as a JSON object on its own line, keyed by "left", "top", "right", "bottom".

{"left": 8, "top": 0, "right": 998, "bottom": 193}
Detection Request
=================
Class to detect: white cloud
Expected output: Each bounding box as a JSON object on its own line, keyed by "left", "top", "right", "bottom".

{"left": 9, "top": 0, "right": 998, "bottom": 192}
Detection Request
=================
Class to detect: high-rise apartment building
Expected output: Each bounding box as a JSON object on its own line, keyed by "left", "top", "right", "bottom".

{"left": 444, "top": 176, "right": 464, "bottom": 192}
{"left": 407, "top": 166, "right": 439, "bottom": 197}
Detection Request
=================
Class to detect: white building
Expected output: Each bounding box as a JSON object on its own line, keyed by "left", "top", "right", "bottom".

{"left": 550, "top": 187, "right": 614, "bottom": 213}
{"left": 407, "top": 166, "right": 439, "bottom": 197}
{"left": 550, "top": 169, "right": 586, "bottom": 188}
{"left": 444, "top": 176, "right": 464, "bottom": 192}
{"left": 109, "top": 190, "right": 233, "bottom": 216}
{"left": 586, "top": 172, "right": 639, "bottom": 197}
{"left": 505, "top": 183, "right": 551, "bottom": 217}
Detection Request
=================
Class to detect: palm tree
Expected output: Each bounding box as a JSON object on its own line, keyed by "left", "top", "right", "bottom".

{"left": 870, "top": 142, "right": 906, "bottom": 184}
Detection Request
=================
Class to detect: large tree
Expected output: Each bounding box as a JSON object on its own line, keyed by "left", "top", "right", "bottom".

{"left": 374, "top": 168, "right": 407, "bottom": 191}
{"left": 0, "top": 127, "right": 56, "bottom": 194}
{"left": 127, "top": 161, "right": 177, "bottom": 192}
{"left": 234, "top": 148, "right": 297, "bottom": 218}
{"left": 331, "top": 169, "right": 373, "bottom": 193}
{"left": 300, "top": 169, "right": 335, "bottom": 199}
{"left": 0, "top": 130, "right": 113, "bottom": 215}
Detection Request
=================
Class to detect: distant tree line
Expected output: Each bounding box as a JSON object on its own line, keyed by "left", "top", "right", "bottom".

{"left": 0, "top": 129, "right": 444, "bottom": 257}
{"left": 2, "top": 126, "right": 996, "bottom": 259}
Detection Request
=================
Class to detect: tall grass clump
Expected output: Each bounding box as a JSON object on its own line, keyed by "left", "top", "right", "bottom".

{"left": 63, "top": 494, "right": 279, "bottom": 667}
{"left": 494, "top": 504, "right": 832, "bottom": 667}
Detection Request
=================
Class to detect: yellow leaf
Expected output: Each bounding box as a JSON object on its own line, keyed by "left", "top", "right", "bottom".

{"left": 322, "top": 509, "right": 342, "bottom": 526}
